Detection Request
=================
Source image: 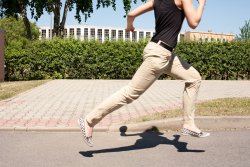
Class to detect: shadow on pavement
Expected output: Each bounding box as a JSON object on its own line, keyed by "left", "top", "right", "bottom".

{"left": 79, "top": 126, "right": 205, "bottom": 157}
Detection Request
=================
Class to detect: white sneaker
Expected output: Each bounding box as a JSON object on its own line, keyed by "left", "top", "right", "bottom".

{"left": 78, "top": 118, "right": 94, "bottom": 147}
{"left": 181, "top": 128, "right": 210, "bottom": 138}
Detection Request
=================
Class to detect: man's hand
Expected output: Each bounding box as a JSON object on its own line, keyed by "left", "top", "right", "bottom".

{"left": 126, "top": 15, "right": 135, "bottom": 32}
{"left": 125, "top": 25, "right": 135, "bottom": 32}
{"left": 125, "top": 0, "right": 154, "bottom": 32}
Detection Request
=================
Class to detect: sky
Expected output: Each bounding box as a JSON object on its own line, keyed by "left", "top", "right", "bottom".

{"left": 28, "top": 0, "right": 250, "bottom": 35}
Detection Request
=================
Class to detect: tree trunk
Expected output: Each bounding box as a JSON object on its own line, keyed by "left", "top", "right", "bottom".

{"left": 53, "top": 0, "right": 61, "bottom": 36}
{"left": 17, "top": 0, "right": 32, "bottom": 40}
{"left": 22, "top": 16, "right": 32, "bottom": 39}
{"left": 59, "top": 0, "right": 72, "bottom": 37}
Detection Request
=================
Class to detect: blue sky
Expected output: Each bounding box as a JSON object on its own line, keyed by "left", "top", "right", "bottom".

{"left": 29, "top": 0, "right": 250, "bottom": 35}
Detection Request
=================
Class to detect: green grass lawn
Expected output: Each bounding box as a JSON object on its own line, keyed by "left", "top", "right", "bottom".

{"left": 0, "top": 80, "right": 50, "bottom": 100}
{"left": 128, "top": 97, "right": 250, "bottom": 123}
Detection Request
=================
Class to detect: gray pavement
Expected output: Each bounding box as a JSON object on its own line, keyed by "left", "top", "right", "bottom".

{"left": 1, "top": 129, "right": 250, "bottom": 167}
{"left": 0, "top": 80, "right": 250, "bottom": 131}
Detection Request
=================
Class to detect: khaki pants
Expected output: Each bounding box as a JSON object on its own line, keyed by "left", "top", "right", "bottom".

{"left": 86, "top": 42, "right": 201, "bottom": 127}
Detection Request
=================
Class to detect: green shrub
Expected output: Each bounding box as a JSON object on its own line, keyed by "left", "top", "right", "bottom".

{"left": 4, "top": 39, "right": 250, "bottom": 81}
{"left": 175, "top": 41, "right": 250, "bottom": 80}
{"left": 4, "top": 39, "right": 144, "bottom": 80}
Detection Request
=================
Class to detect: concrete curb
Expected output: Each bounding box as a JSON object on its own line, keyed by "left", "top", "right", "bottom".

{"left": 1, "top": 116, "right": 250, "bottom": 132}
{"left": 109, "top": 116, "right": 250, "bottom": 132}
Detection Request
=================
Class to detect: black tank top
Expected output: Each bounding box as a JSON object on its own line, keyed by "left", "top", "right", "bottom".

{"left": 151, "top": 0, "right": 185, "bottom": 48}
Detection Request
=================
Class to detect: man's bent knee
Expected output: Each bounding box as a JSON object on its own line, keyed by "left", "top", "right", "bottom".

{"left": 185, "top": 72, "right": 202, "bottom": 88}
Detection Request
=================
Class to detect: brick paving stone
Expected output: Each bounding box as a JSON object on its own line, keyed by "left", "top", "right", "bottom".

{"left": 0, "top": 80, "right": 249, "bottom": 130}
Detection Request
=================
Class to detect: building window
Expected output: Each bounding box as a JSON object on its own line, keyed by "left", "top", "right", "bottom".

{"left": 104, "top": 29, "right": 109, "bottom": 41}
{"left": 179, "top": 34, "right": 185, "bottom": 41}
{"left": 132, "top": 31, "right": 137, "bottom": 41}
{"left": 48, "top": 29, "right": 51, "bottom": 38}
{"left": 146, "top": 32, "right": 151, "bottom": 38}
{"left": 125, "top": 32, "right": 130, "bottom": 41}
{"left": 41, "top": 29, "right": 46, "bottom": 39}
{"left": 193, "top": 34, "right": 197, "bottom": 41}
{"left": 97, "top": 29, "right": 102, "bottom": 42}
{"left": 63, "top": 29, "right": 67, "bottom": 38}
{"left": 77, "top": 28, "right": 81, "bottom": 39}
{"left": 70, "top": 28, "right": 74, "bottom": 37}
{"left": 90, "top": 28, "right": 95, "bottom": 40}
{"left": 118, "top": 30, "right": 123, "bottom": 40}
{"left": 139, "top": 31, "right": 144, "bottom": 39}
{"left": 84, "top": 28, "right": 88, "bottom": 40}
{"left": 111, "top": 30, "right": 116, "bottom": 40}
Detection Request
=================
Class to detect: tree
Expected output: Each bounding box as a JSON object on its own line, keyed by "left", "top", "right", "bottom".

{"left": 30, "top": 0, "right": 147, "bottom": 37}
{"left": 0, "top": 0, "right": 33, "bottom": 40}
{"left": 236, "top": 20, "right": 250, "bottom": 41}
{"left": 0, "top": 17, "right": 39, "bottom": 44}
{"left": 1, "top": 0, "right": 147, "bottom": 38}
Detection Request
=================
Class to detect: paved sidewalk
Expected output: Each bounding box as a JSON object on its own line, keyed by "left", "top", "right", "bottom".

{"left": 0, "top": 80, "right": 249, "bottom": 131}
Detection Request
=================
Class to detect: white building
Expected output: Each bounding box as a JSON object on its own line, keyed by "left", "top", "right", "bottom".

{"left": 39, "top": 25, "right": 155, "bottom": 42}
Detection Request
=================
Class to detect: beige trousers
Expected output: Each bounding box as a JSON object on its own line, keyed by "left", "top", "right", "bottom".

{"left": 86, "top": 42, "right": 201, "bottom": 127}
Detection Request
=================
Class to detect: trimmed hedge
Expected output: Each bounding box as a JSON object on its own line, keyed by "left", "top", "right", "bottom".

{"left": 175, "top": 41, "right": 250, "bottom": 80}
{"left": 4, "top": 39, "right": 250, "bottom": 81}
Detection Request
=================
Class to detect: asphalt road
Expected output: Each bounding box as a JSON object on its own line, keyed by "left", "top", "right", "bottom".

{"left": 1, "top": 129, "right": 250, "bottom": 167}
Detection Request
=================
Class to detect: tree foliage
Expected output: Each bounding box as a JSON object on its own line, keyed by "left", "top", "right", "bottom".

{"left": 236, "top": 20, "right": 250, "bottom": 41}
{"left": 30, "top": 0, "right": 147, "bottom": 36}
{"left": 1, "top": 0, "right": 147, "bottom": 37}
{"left": 0, "top": 0, "right": 33, "bottom": 39}
{"left": 0, "top": 17, "right": 39, "bottom": 45}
